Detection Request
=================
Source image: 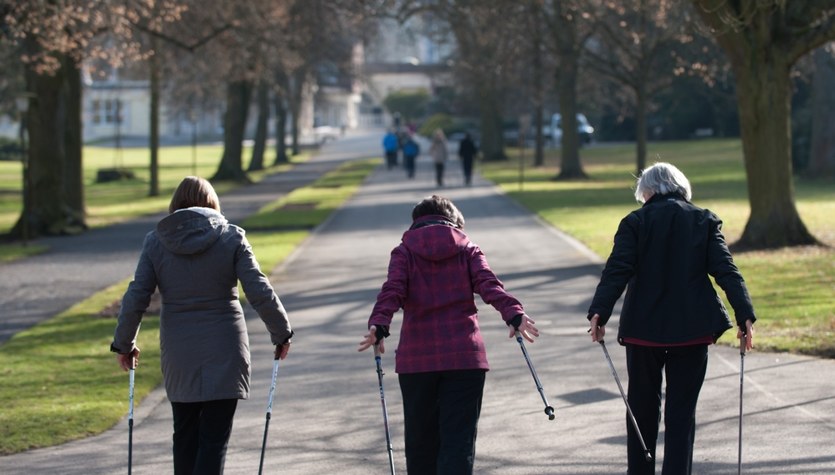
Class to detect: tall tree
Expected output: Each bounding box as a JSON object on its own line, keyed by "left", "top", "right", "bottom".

{"left": 808, "top": 44, "right": 835, "bottom": 177}
{"left": 539, "top": 0, "right": 597, "bottom": 178}
{"left": 692, "top": 0, "right": 834, "bottom": 248}
{"left": 3, "top": 1, "right": 185, "bottom": 237}
{"left": 248, "top": 80, "right": 270, "bottom": 171}
{"left": 586, "top": 0, "right": 692, "bottom": 175}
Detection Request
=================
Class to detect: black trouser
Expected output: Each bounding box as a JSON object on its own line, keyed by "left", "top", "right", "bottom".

{"left": 625, "top": 344, "right": 709, "bottom": 475}
{"left": 461, "top": 156, "right": 474, "bottom": 185}
{"left": 385, "top": 151, "right": 398, "bottom": 169}
{"left": 399, "top": 370, "right": 486, "bottom": 475}
{"left": 404, "top": 154, "right": 416, "bottom": 178}
{"left": 171, "top": 399, "right": 238, "bottom": 475}
{"left": 434, "top": 162, "right": 445, "bottom": 186}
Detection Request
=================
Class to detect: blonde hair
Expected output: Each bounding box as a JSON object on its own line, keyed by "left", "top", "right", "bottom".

{"left": 169, "top": 176, "right": 221, "bottom": 213}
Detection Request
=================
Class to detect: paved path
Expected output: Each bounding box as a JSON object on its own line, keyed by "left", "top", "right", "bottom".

{"left": 0, "top": 132, "right": 375, "bottom": 344}
{"left": 2, "top": 134, "right": 835, "bottom": 474}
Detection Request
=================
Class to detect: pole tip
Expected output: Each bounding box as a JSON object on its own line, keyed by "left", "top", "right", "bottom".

{"left": 644, "top": 451, "right": 653, "bottom": 462}
{"left": 545, "top": 406, "right": 555, "bottom": 421}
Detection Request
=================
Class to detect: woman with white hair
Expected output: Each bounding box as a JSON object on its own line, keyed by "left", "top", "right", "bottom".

{"left": 586, "top": 162, "right": 756, "bottom": 474}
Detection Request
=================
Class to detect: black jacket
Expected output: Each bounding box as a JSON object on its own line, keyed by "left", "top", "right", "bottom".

{"left": 588, "top": 193, "right": 755, "bottom": 344}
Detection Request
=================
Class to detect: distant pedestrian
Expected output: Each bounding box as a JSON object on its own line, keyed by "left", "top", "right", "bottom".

{"left": 111, "top": 176, "right": 294, "bottom": 475}
{"left": 402, "top": 134, "right": 420, "bottom": 179}
{"left": 382, "top": 129, "right": 399, "bottom": 169}
{"left": 429, "top": 129, "right": 448, "bottom": 187}
{"left": 358, "top": 195, "right": 539, "bottom": 475}
{"left": 458, "top": 132, "right": 478, "bottom": 186}
{"left": 586, "top": 162, "right": 755, "bottom": 475}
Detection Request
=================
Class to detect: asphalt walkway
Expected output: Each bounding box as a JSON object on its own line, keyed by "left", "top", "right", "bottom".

{"left": 2, "top": 133, "right": 834, "bottom": 474}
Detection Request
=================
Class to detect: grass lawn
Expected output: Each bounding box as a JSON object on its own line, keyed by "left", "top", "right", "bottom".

{"left": 0, "top": 144, "right": 301, "bottom": 262}
{"left": 482, "top": 139, "right": 835, "bottom": 357}
{"left": 0, "top": 157, "right": 380, "bottom": 455}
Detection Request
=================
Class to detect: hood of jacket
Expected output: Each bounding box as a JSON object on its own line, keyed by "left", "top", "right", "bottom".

{"left": 402, "top": 215, "right": 470, "bottom": 261}
{"left": 156, "top": 207, "right": 228, "bottom": 255}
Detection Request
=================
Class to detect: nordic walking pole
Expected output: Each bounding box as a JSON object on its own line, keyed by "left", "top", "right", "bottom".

{"left": 374, "top": 344, "right": 396, "bottom": 475}
{"left": 515, "top": 331, "right": 555, "bottom": 420}
{"left": 738, "top": 331, "right": 746, "bottom": 475}
{"left": 127, "top": 356, "right": 135, "bottom": 475}
{"left": 258, "top": 358, "right": 281, "bottom": 475}
{"left": 599, "top": 340, "right": 653, "bottom": 462}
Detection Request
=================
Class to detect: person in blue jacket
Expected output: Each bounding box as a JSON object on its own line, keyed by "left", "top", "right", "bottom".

{"left": 382, "top": 129, "right": 399, "bottom": 169}
{"left": 587, "top": 162, "right": 755, "bottom": 475}
{"left": 402, "top": 134, "right": 420, "bottom": 179}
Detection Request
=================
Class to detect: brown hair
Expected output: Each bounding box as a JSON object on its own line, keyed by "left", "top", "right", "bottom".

{"left": 411, "top": 195, "right": 465, "bottom": 228}
{"left": 168, "top": 176, "right": 221, "bottom": 213}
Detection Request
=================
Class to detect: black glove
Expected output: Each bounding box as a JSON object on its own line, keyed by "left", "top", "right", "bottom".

{"left": 374, "top": 325, "right": 390, "bottom": 344}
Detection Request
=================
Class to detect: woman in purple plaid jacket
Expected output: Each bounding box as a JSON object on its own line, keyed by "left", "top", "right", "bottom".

{"left": 358, "top": 195, "right": 539, "bottom": 474}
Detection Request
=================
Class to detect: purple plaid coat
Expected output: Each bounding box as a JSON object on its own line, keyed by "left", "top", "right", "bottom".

{"left": 369, "top": 215, "right": 524, "bottom": 374}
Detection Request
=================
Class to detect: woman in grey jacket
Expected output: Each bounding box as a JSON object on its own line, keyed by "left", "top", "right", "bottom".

{"left": 111, "top": 176, "right": 293, "bottom": 475}
{"left": 587, "top": 162, "right": 755, "bottom": 475}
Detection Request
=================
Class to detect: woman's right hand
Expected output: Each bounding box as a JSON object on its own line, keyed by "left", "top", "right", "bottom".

{"left": 358, "top": 325, "right": 385, "bottom": 353}
{"left": 737, "top": 319, "right": 754, "bottom": 352}
{"left": 589, "top": 314, "right": 605, "bottom": 342}
{"left": 117, "top": 347, "right": 140, "bottom": 371}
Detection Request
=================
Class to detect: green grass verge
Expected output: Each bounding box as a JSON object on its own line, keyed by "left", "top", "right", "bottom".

{"left": 482, "top": 139, "right": 835, "bottom": 357}
{"left": 0, "top": 145, "right": 304, "bottom": 261}
{"left": 0, "top": 157, "right": 380, "bottom": 455}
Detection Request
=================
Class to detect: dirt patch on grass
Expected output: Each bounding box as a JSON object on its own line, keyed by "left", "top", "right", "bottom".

{"left": 99, "top": 291, "right": 161, "bottom": 318}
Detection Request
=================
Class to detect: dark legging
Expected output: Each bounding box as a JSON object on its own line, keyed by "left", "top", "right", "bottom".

{"left": 171, "top": 398, "right": 238, "bottom": 475}
{"left": 625, "top": 344, "right": 708, "bottom": 475}
{"left": 399, "top": 369, "right": 486, "bottom": 475}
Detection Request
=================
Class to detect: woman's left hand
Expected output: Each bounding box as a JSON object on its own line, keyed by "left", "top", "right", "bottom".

{"left": 508, "top": 314, "right": 540, "bottom": 342}
{"left": 275, "top": 341, "right": 291, "bottom": 360}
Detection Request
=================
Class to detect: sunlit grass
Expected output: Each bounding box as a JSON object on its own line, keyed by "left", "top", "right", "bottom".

{"left": 484, "top": 139, "right": 835, "bottom": 357}
{"left": 0, "top": 144, "right": 306, "bottom": 260}
{"left": 0, "top": 157, "right": 380, "bottom": 455}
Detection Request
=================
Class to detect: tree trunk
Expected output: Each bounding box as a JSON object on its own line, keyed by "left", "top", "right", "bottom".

{"left": 13, "top": 46, "right": 84, "bottom": 236}
{"left": 555, "top": 53, "right": 586, "bottom": 179}
{"left": 211, "top": 80, "right": 252, "bottom": 182}
{"left": 289, "top": 71, "right": 305, "bottom": 156}
{"left": 149, "top": 40, "right": 160, "bottom": 196}
{"left": 63, "top": 55, "right": 86, "bottom": 227}
{"left": 273, "top": 88, "right": 289, "bottom": 165}
{"left": 808, "top": 45, "right": 835, "bottom": 177}
{"left": 635, "top": 82, "right": 648, "bottom": 175}
{"left": 734, "top": 53, "right": 817, "bottom": 248}
{"left": 248, "top": 81, "right": 269, "bottom": 171}
{"left": 478, "top": 84, "right": 506, "bottom": 162}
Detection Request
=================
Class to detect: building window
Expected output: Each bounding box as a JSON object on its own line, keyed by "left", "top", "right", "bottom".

{"left": 92, "top": 100, "right": 101, "bottom": 124}
{"left": 92, "top": 98, "right": 123, "bottom": 125}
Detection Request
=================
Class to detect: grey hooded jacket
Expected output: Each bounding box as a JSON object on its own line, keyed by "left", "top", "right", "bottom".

{"left": 112, "top": 207, "right": 292, "bottom": 402}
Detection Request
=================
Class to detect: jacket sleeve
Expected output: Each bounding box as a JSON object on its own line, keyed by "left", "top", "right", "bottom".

{"left": 468, "top": 245, "right": 524, "bottom": 323}
{"left": 588, "top": 213, "right": 639, "bottom": 325}
{"left": 112, "top": 233, "right": 157, "bottom": 353}
{"left": 369, "top": 246, "right": 409, "bottom": 328}
{"left": 705, "top": 214, "right": 756, "bottom": 326}
{"left": 235, "top": 230, "right": 293, "bottom": 345}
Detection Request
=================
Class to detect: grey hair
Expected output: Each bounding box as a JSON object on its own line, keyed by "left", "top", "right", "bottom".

{"left": 634, "top": 162, "right": 692, "bottom": 203}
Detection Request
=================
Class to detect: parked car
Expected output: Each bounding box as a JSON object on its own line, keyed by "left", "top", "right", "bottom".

{"left": 550, "top": 113, "right": 594, "bottom": 145}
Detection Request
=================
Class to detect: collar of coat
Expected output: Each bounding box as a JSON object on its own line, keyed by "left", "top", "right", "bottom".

{"left": 644, "top": 192, "right": 688, "bottom": 206}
